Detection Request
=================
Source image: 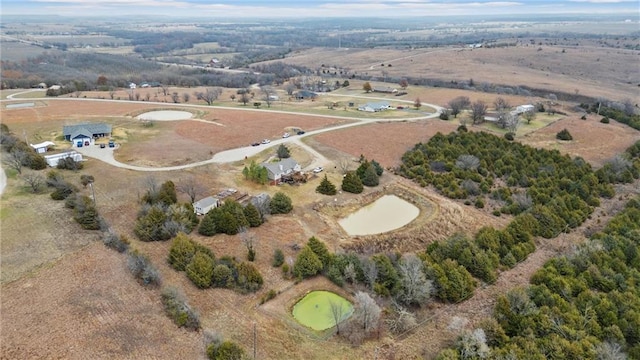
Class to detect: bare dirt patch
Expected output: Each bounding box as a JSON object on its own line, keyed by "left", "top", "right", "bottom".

{"left": 313, "top": 119, "right": 459, "bottom": 168}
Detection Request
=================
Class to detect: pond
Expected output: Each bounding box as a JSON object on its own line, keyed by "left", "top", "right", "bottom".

{"left": 136, "top": 110, "right": 193, "bottom": 121}
{"left": 292, "top": 291, "right": 353, "bottom": 331}
{"left": 338, "top": 195, "right": 419, "bottom": 236}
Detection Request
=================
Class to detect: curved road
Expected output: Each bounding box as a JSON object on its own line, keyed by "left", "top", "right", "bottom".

{"left": 2, "top": 90, "right": 443, "bottom": 173}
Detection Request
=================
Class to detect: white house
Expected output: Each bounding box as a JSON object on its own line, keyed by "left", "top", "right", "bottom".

{"left": 358, "top": 101, "right": 393, "bottom": 112}
{"left": 262, "top": 158, "right": 301, "bottom": 184}
{"left": 193, "top": 196, "right": 220, "bottom": 215}
{"left": 63, "top": 123, "right": 112, "bottom": 147}
{"left": 30, "top": 141, "right": 55, "bottom": 154}
{"left": 44, "top": 151, "right": 83, "bottom": 167}
{"left": 515, "top": 104, "right": 535, "bottom": 114}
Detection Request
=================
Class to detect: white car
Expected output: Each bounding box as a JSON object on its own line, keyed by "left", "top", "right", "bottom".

{"left": 261, "top": 139, "right": 271, "bottom": 144}
{"left": 312, "top": 167, "right": 323, "bottom": 173}
{"left": 282, "top": 132, "right": 290, "bottom": 138}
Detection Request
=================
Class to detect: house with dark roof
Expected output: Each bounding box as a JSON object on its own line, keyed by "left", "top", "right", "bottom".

{"left": 294, "top": 90, "right": 318, "bottom": 100}
{"left": 261, "top": 158, "right": 301, "bottom": 185}
{"left": 63, "top": 123, "right": 112, "bottom": 147}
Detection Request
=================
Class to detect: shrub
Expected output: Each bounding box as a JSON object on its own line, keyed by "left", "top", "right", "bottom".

{"left": 168, "top": 233, "right": 197, "bottom": 271}
{"left": 236, "top": 261, "right": 263, "bottom": 292}
{"left": 581, "top": 114, "right": 587, "bottom": 120}
{"left": 206, "top": 341, "right": 245, "bottom": 360}
{"left": 260, "top": 289, "right": 277, "bottom": 304}
{"left": 186, "top": 251, "right": 215, "bottom": 289}
{"left": 102, "top": 232, "right": 129, "bottom": 253}
{"left": 272, "top": 249, "right": 284, "bottom": 267}
{"left": 601, "top": 117, "right": 610, "bottom": 124}
{"left": 127, "top": 250, "right": 162, "bottom": 287}
{"left": 56, "top": 157, "right": 83, "bottom": 171}
{"left": 474, "top": 197, "right": 485, "bottom": 209}
{"left": 293, "top": 245, "right": 323, "bottom": 279}
{"left": 556, "top": 128, "right": 573, "bottom": 141}
{"left": 361, "top": 164, "right": 380, "bottom": 187}
{"left": 457, "top": 125, "right": 468, "bottom": 132}
{"left": 504, "top": 132, "right": 514, "bottom": 141}
{"left": 161, "top": 286, "right": 201, "bottom": 331}
{"left": 212, "top": 264, "right": 233, "bottom": 288}
{"left": 439, "top": 111, "right": 450, "bottom": 120}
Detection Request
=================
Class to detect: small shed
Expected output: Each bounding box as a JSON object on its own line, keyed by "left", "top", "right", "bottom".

{"left": 193, "top": 196, "right": 220, "bottom": 215}
{"left": 30, "top": 141, "right": 55, "bottom": 154}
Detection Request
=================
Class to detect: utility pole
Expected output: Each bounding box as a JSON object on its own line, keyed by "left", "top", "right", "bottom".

{"left": 253, "top": 321, "right": 257, "bottom": 360}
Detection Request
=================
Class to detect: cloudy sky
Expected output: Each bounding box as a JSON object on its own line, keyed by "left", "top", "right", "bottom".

{"left": 2, "top": 0, "right": 638, "bottom": 17}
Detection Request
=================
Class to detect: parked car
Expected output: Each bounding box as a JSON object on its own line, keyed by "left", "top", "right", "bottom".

{"left": 261, "top": 139, "right": 271, "bottom": 144}
{"left": 99, "top": 143, "right": 106, "bottom": 148}
{"left": 297, "top": 130, "right": 305, "bottom": 135}
{"left": 251, "top": 142, "right": 260, "bottom": 146}
{"left": 108, "top": 140, "right": 115, "bottom": 148}
{"left": 313, "top": 166, "right": 323, "bottom": 173}
{"left": 282, "top": 132, "right": 290, "bottom": 138}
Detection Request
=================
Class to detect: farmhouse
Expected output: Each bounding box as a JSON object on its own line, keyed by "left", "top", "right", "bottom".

{"left": 294, "top": 90, "right": 318, "bottom": 100}
{"left": 262, "top": 158, "right": 301, "bottom": 185}
{"left": 372, "top": 86, "right": 398, "bottom": 94}
{"left": 358, "top": 101, "right": 393, "bottom": 112}
{"left": 193, "top": 196, "right": 220, "bottom": 215}
{"left": 30, "top": 141, "right": 55, "bottom": 154}
{"left": 63, "top": 123, "right": 112, "bottom": 147}
{"left": 44, "top": 151, "right": 83, "bottom": 167}
{"left": 515, "top": 104, "right": 535, "bottom": 114}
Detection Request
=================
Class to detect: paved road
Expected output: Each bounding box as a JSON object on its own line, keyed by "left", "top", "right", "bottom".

{"left": 2, "top": 92, "right": 443, "bottom": 173}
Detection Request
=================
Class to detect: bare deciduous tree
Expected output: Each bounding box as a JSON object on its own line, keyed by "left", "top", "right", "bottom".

{"left": 161, "top": 84, "right": 170, "bottom": 96}
{"left": 182, "top": 92, "right": 190, "bottom": 103}
{"left": 177, "top": 176, "right": 205, "bottom": 203}
{"left": 522, "top": 110, "right": 536, "bottom": 124}
{"left": 3, "top": 149, "right": 27, "bottom": 174}
{"left": 494, "top": 97, "right": 511, "bottom": 128}
{"left": 397, "top": 254, "right": 433, "bottom": 307}
{"left": 22, "top": 171, "right": 45, "bottom": 193}
{"left": 171, "top": 92, "right": 180, "bottom": 103}
{"left": 385, "top": 302, "right": 417, "bottom": 334}
{"left": 261, "top": 86, "right": 276, "bottom": 108}
{"left": 328, "top": 299, "right": 346, "bottom": 335}
{"left": 344, "top": 262, "right": 357, "bottom": 284}
{"left": 239, "top": 92, "right": 251, "bottom": 106}
{"left": 196, "top": 87, "right": 222, "bottom": 106}
{"left": 285, "top": 83, "right": 296, "bottom": 96}
{"left": 338, "top": 158, "right": 352, "bottom": 175}
{"left": 448, "top": 96, "right": 470, "bottom": 118}
{"left": 361, "top": 257, "right": 378, "bottom": 290}
{"left": 471, "top": 100, "right": 488, "bottom": 124}
{"left": 458, "top": 329, "right": 491, "bottom": 359}
{"left": 353, "top": 291, "right": 381, "bottom": 333}
{"left": 455, "top": 155, "right": 480, "bottom": 171}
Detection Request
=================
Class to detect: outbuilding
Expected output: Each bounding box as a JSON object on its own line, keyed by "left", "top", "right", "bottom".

{"left": 30, "top": 141, "right": 55, "bottom": 154}
{"left": 44, "top": 151, "right": 83, "bottom": 167}
{"left": 193, "top": 196, "right": 220, "bottom": 215}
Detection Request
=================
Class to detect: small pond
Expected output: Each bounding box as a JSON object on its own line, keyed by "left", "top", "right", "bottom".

{"left": 292, "top": 291, "right": 353, "bottom": 331}
{"left": 136, "top": 110, "right": 193, "bottom": 121}
{"left": 338, "top": 195, "right": 419, "bottom": 236}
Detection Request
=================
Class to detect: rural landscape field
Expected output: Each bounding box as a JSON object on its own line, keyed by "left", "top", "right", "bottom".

{"left": 1, "top": 6, "right": 640, "bottom": 360}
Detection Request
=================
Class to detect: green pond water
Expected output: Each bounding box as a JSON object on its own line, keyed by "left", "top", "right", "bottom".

{"left": 292, "top": 291, "right": 354, "bottom": 331}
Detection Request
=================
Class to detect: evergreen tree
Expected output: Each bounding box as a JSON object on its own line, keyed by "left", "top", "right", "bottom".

{"left": 270, "top": 191, "right": 292, "bottom": 214}
{"left": 198, "top": 211, "right": 217, "bottom": 236}
{"left": 243, "top": 203, "right": 262, "bottom": 227}
{"left": 341, "top": 171, "right": 363, "bottom": 193}
{"left": 293, "top": 245, "right": 323, "bottom": 279}
{"left": 316, "top": 175, "right": 337, "bottom": 195}
{"left": 362, "top": 163, "right": 380, "bottom": 187}
{"left": 371, "top": 159, "right": 384, "bottom": 176}
{"left": 168, "top": 232, "right": 196, "bottom": 271}
{"left": 277, "top": 144, "right": 290, "bottom": 159}
{"left": 134, "top": 205, "right": 170, "bottom": 241}
{"left": 186, "top": 251, "right": 215, "bottom": 288}
{"left": 158, "top": 180, "right": 178, "bottom": 205}
{"left": 307, "top": 236, "right": 332, "bottom": 269}
{"left": 212, "top": 264, "right": 232, "bottom": 288}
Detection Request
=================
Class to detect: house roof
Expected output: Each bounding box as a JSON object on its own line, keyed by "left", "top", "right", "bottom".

{"left": 295, "top": 90, "right": 317, "bottom": 98}
{"left": 194, "top": 196, "right": 219, "bottom": 208}
{"left": 63, "top": 123, "right": 112, "bottom": 137}
{"left": 361, "top": 101, "right": 390, "bottom": 109}
{"left": 262, "top": 158, "right": 299, "bottom": 177}
{"left": 30, "top": 141, "right": 55, "bottom": 149}
{"left": 70, "top": 129, "right": 93, "bottom": 140}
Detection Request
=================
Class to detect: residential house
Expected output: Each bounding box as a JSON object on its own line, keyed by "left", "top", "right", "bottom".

{"left": 515, "top": 104, "right": 535, "bottom": 114}
{"left": 294, "top": 90, "right": 318, "bottom": 100}
{"left": 30, "top": 141, "right": 55, "bottom": 154}
{"left": 372, "top": 86, "right": 398, "bottom": 94}
{"left": 262, "top": 158, "right": 301, "bottom": 185}
{"left": 63, "top": 123, "right": 112, "bottom": 147}
{"left": 193, "top": 196, "right": 220, "bottom": 215}
{"left": 358, "top": 101, "right": 393, "bottom": 112}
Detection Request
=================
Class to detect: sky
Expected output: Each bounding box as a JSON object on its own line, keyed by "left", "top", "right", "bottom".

{"left": 1, "top": 0, "right": 638, "bottom": 18}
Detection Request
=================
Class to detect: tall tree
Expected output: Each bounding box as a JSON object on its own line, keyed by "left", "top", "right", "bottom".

{"left": 341, "top": 171, "right": 363, "bottom": 194}
{"left": 448, "top": 96, "right": 470, "bottom": 118}
{"left": 353, "top": 291, "right": 381, "bottom": 333}
{"left": 196, "top": 87, "right": 222, "bottom": 106}
{"left": 362, "top": 82, "right": 372, "bottom": 93}
{"left": 471, "top": 100, "right": 488, "bottom": 124}
{"left": 316, "top": 175, "right": 337, "bottom": 195}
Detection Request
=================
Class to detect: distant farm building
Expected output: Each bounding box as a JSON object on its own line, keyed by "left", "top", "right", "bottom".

{"left": 372, "top": 86, "right": 398, "bottom": 94}
{"left": 193, "top": 196, "right": 220, "bottom": 215}
{"left": 44, "top": 151, "right": 83, "bottom": 167}
{"left": 63, "top": 123, "right": 112, "bottom": 147}
{"left": 262, "top": 158, "right": 301, "bottom": 185}
{"left": 294, "top": 90, "right": 318, "bottom": 100}
{"left": 30, "top": 141, "right": 55, "bottom": 154}
{"left": 358, "top": 101, "right": 393, "bottom": 112}
{"left": 515, "top": 104, "right": 535, "bottom": 114}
